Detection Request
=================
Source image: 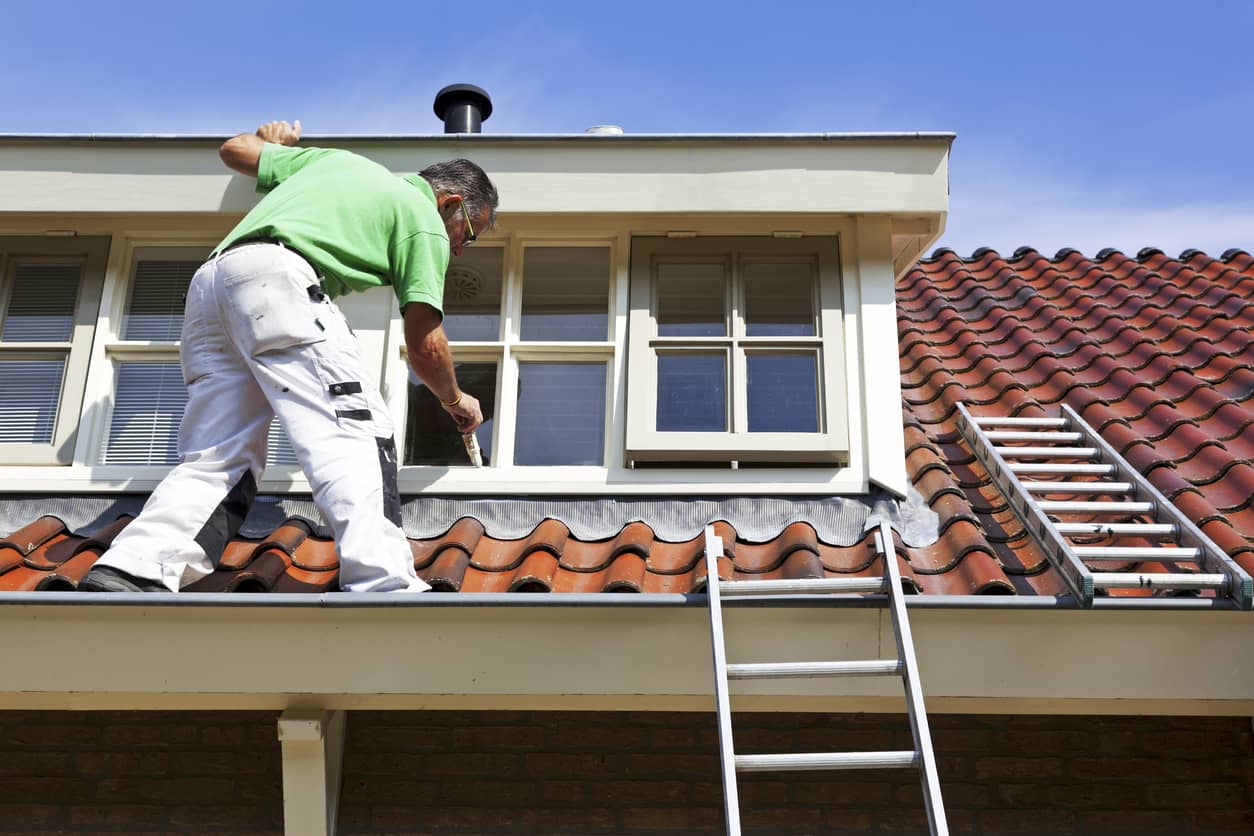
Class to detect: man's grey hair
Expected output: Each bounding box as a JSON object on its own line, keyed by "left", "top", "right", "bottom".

{"left": 419, "top": 159, "right": 499, "bottom": 229}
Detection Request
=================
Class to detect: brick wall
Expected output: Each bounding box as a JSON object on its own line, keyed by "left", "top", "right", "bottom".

{"left": 2, "top": 710, "right": 1252, "bottom": 834}
{"left": 0, "top": 710, "right": 282, "bottom": 834}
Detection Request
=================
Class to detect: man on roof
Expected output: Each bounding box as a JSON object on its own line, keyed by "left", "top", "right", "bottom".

{"left": 80, "top": 119, "right": 497, "bottom": 593}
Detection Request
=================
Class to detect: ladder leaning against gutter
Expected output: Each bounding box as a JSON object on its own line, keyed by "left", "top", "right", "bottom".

{"left": 703, "top": 522, "right": 949, "bottom": 836}
{"left": 955, "top": 402, "right": 1253, "bottom": 609}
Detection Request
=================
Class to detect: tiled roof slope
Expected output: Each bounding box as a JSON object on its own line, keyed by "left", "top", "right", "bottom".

{"left": 899, "top": 246, "right": 1254, "bottom": 597}
{"left": 0, "top": 247, "right": 1250, "bottom": 598}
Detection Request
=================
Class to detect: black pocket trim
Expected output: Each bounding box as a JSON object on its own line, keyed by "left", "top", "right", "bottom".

{"left": 335, "top": 409, "right": 372, "bottom": 421}
{"left": 376, "top": 436, "right": 402, "bottom": 527}
{"left": 328, "top": 381, "right": 363, "bottom": 396}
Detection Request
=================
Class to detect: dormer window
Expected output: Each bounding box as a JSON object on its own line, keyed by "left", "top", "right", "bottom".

{"left": 625, "top": 236, "right": 847, "bottom": 465}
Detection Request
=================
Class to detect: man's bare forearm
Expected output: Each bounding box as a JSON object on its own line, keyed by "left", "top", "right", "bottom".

{"left": 219, "top": 120, "right": 301, "bottom": 177}
{"left": 402, "top": 302, "right": 483, "bottom": 432}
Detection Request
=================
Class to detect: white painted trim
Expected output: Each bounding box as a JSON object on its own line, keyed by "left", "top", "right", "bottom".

{"left": 0, "top": 138, "right": 951, "bottom": 216}
{"left": 855, "top": 217, "right": 909, "bottom": 497}
{"left": 3, "top": 602, "right": 1253, "bottom": 714}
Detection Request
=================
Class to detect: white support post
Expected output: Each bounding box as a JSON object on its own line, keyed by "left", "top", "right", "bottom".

{"left": 277, "top": 709, "right": 346, "bottom": 836}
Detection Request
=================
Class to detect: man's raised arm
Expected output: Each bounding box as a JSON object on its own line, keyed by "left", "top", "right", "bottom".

{"left": 219, "top": 119, "right": 302, "bottom": 177}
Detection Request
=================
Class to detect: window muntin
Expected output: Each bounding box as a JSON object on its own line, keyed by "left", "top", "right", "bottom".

{"left": 627, "top": 236, "right": 846, "bottom": 465}
{"left": 0, "top": 238, "right": 108, "bottom": 464}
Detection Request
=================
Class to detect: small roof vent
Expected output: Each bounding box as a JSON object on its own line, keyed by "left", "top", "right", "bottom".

{"left": 585, "top": 125, "right": 624, "bottom": 135}
{"left": 433, "top": 84, "right": 493, "bottom": 134}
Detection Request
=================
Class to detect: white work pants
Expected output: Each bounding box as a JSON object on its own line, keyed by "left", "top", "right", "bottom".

{"left": 96, "top": 242, "right": 428, "bottom": 593}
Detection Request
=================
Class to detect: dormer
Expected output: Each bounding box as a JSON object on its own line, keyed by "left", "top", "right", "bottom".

{"left": 0, "top": 108, "right": 950, "bottom": 498}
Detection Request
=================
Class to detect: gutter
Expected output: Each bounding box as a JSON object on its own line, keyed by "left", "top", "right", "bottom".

{"left": 0, "top": 591, "right": 1238, "bottom": 611}
{"left": 0, "top": 131, "right": 957, "bottom": 144}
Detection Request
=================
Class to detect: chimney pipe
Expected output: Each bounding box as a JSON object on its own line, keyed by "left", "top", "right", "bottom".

{"left": 433, "top": 83, "right": 493, "bottom": 134}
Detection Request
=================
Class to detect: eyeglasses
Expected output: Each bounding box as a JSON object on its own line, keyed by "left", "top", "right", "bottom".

{"left": 459, "top": 200, "right": 477, "bottom": 244}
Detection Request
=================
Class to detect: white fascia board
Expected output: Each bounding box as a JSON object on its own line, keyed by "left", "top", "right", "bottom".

{"left": 0, "top": 137, "right": 950, "bottom": 217}
{"left": 0, "top": 598, "right": 1251, "bottom": 716}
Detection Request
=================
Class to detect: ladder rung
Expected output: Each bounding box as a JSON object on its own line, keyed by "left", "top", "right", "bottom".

{"left": 1055, "top": 523, "right": 1176, "bottom": 537}
{"left": 984, "top": 431, "right": 1083, "bottom": 442}
{"left": 735, "top": 751, "right": 919, "bottom": 772}
{"left": 1075, "top": 547, "right": 1200, "bottom": 561}
{"left": 1023, "top": 481, "right": 1133, "bottom": 494}
{"left": 1091, "top": 572, "right": 1228, "bottom": 590}
{"left": 1037, "top": 501, "right": 1154, "bottom": 514}
{"left": 718, "top": 577, "right": 885, "bottom": 596}
{"left": 972, "top": 416, "right": 1067, "bottom": 428}
{"left": 726, "top": 660, "right": 902, "bottom": 680}
{"left": 994, "top": 446, "right": 1098, "bottom": 458}
{"left": 1010, "top": 463, "right": 1115, "bottom": 475}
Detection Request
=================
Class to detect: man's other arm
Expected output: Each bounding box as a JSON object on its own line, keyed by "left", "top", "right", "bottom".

{"left": 403, "top": 301, "right": 483, "bottom": 433}
{"left": 219, "top": 120, "right": 302, "bottom": 177}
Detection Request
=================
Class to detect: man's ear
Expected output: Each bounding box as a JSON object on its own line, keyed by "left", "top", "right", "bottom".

{"left": 435, "top": 192, "right": 463, "bottom": 212}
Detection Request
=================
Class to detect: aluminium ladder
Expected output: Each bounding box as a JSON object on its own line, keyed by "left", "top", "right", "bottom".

{"left": 704, "top": 522, "right": 948, "bottom": 835}
{"left": 955, "top": 402, "right": 1253, "bottom": 608}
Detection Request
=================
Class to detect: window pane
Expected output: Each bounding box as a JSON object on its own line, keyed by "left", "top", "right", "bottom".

{"left": 0, "top": 359, "right": 65, "bottom": 443}
{"left": 747, "top": 353, "right": 819, "bottom": 432}
{"left": 744, "top": 261, "right": 816, "bottom": 337}
{"left": 656, "top": 262, "right": 726, "bottom": 336}
{"left": 443, "top": 248, "right": 503, "bottom": 341}
{"left": 515, "top": 363, "right": 605, "bottom": 465}
{"left": 405, "top": 362, "right": 497, "bottom": 466}
{"left": 657, "top": 352, "right": 726, "bottom": 432}
{"left": 521, "top": 247, "right": 610, "bottom": 341}
{"left": 2, "top": 263, "right": 80, "bottom": 342}
{"left": 102, "top": 363, "right": 186, "bottom": 464}
{"left": 124, "top": 260, "right": 199, "bottom": 341}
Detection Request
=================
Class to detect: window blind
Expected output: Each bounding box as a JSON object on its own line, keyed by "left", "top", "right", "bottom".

{"left": 0, "top": 359, "right": 65, "bottom": 443}
{"left": 102, "top": 362, "right": 300, "bottom": 468}
{"left": 1, "top": 263, "right": 80, "bottom": 342}
{"left": 102, "top": 363, "right": 187, "bottom": 464}
{"left": 123, "top": 260, "right": 199, "bottom": 341}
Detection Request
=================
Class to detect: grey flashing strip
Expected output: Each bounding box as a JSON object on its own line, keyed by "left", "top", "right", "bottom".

{"left": 0, "top": 592, "right": 1238, "bottom": 611}
{"left": 0, "top": 131, "right": 956, "bottom": 144}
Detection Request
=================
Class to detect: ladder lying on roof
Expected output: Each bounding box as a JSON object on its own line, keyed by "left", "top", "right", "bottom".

{"left": 703, "top": 522, "right": 948, "bottom": 836}
{"left": 956, "top": 402, "right": 1253, "bottom": 609}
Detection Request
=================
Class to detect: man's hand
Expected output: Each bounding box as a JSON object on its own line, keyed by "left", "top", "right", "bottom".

{"left": 256, "top": 119, "right": 301, "bottom": 146}
{"left": 444, "top": 393, "right": 483, "bottom": 434}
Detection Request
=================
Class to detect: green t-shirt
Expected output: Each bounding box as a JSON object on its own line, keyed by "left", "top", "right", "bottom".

{"left": 216, "top": 143, "right": 449, "bottom": 312}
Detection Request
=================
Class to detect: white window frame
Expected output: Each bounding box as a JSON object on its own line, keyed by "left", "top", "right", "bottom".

{"left": 0, "top": 236, "right": 108, "bottom": 465}
{"left": 392, "top": 235, "right": 621, "bottom": 475}
{"left": 624, "top": 235, "right": 848, "bottom": 465}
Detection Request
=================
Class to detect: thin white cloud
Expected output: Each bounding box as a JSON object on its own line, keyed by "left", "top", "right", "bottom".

{"left": 937, "top": 153, "right": 1254, "bottom": 259}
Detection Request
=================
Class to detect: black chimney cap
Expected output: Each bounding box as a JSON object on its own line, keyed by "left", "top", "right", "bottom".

{"left": 433, "top": 83, "right": 493, "bottom": 133}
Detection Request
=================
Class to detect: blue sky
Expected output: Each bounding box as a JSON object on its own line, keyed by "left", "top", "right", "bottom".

{"left": 6, "top": 1, "right": 1252, "bottom": 257}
